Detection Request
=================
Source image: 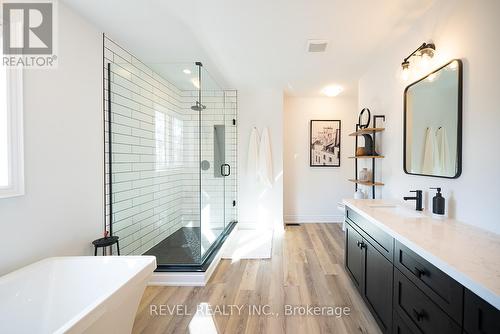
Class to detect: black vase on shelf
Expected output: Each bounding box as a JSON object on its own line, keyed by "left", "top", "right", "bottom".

{"left": 355, "top": 134, "right": 378, "bottom": 156}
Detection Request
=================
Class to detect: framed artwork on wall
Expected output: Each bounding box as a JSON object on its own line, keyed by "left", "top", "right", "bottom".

{"left": 310, "top": 120, "right": 341, "bottom": 167}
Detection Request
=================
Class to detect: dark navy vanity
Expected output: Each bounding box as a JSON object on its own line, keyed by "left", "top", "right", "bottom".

{"left": 344, "top": 202, "right": 500, "bottom": 334}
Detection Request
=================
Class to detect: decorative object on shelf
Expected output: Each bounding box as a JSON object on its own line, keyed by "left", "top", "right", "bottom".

{"left": 354, "top": 188, "right": 365, "bottom": 199}
{"left": 359, "top": 168, "right": 371, "bottom": 182}
{"left": 310, "top": 120, "right": 341, "bottom": 167}
{"left": 401, "top": 42, "right": 436, "bottom": 81}
{"left": 349, "top": 114, "right": 386, "bottom": 199}
{"left": 358, "top": 108, "right": 371, "bottom": 129}
{"left": 360, "top": 134, "right": 377, "bottom": 156}
{"left": 355, "top": 147, "right": 368, "bottom": 156}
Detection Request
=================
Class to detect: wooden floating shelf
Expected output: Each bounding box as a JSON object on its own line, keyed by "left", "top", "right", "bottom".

{"left": 349, "top": 128, "right": 385, "bottom": 136}
{"left": 348, "top": 179, "right": 385, "bottom": 186}
{"left": 348, "top": 155, "right": 385, "bottom": 159}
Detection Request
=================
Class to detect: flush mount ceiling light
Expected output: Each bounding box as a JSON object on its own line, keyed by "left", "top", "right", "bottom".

{"left": 183, "top": 68, "right": 191, "bottom": 74}
{"left": 321, "top": 85, "right": 343, "bottom": 97}
{"left": 401, "top": 42, "right": 436, "bottom": 80}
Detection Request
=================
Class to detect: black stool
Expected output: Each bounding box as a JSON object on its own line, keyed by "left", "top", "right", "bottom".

{"left": 92, "top": 236, "right": 120, "bottom": 256}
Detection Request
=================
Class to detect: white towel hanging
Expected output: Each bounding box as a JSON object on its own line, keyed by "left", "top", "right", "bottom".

{"left": 247, "top": 127, "right": 260, "bottom": 181}
{"left": 436, "top": 127, "right": 452, "bottom": 175}
{"left": 422, "top": 127, "right": 440, "bottom": 174}
{"left": 258, "top": 127, "right": 273, "bottom": 188}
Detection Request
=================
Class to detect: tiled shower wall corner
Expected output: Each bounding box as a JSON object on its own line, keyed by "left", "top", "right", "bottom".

{"left": 104, "top": 36, "right": 237, "bottom": 256}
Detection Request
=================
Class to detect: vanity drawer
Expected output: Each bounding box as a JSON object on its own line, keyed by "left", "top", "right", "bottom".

{"left": 346, "top": 207, "right": 393, "bottom": 262}
{"left": 393, "top": 311, "right": 417, "bottom": 334}
{"left": 463, "top": 289, "right": 500, "bottom": 334}
{"left": 394, "top": 269, "right": 461, "bottom": 334}
{"left": 395, "top": 241, "right": 463, "bottom": 323}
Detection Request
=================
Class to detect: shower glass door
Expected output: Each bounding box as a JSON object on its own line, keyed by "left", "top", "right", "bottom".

{"left": 224, "top": 90, "right": 238, "bottom": 225}
{"left": 199, "top": 65, "right": 226, "bottom": 260}
{"left": 105, "top": 35, "right": 237, "bottom": 269}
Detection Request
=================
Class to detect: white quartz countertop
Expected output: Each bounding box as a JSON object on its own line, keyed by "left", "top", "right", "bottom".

{"left": 343, "top": 198, "right": 500, "bottom": 310}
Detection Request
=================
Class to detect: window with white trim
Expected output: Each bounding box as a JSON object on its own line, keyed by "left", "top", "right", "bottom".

{"left": 0, "top": 36, "right": 24, "bottom": 198}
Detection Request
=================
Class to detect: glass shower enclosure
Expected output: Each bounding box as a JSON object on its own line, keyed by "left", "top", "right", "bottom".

{"left": 104, "top": 36, "right": 237, "bottom": 270}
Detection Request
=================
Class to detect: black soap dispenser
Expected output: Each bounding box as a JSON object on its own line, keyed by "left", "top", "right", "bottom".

{"left": 430, "top": 187, "right": 445, "bottom": 215}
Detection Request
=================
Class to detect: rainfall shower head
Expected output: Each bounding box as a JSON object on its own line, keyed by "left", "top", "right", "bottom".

{"left": 191, "top": 101, "right": 206, "bottom": 111}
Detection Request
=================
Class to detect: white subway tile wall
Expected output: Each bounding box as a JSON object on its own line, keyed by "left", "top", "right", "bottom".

{"left": 104, "top": 37, "right": 237, "bottom": 257}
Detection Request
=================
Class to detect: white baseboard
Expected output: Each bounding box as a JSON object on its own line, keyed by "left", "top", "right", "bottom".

{"left": 284, "top": 214, "right": 344, "bottom": 224}
{"left": 148, "top": 224, "right": 238, "bottom": 286}
{"left": 149, "top": 272, "right": 206, "bottom": 286}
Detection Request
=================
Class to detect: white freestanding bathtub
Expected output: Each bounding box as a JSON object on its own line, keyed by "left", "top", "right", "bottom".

{"left": 0, "top": 256, "right": 156, "bottom": 334}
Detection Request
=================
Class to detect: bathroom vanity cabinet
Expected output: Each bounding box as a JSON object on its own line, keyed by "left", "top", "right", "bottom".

{"left": 344, "top": 203, "right": 500, "bottom": 334}
{"left": 463, "top": 289, "right": 500, "bottom": 334}
{"left": 345, "top": 210, "right": 393, "bottom": 333}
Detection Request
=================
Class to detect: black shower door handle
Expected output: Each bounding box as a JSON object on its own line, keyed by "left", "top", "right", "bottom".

{"left": 221, "top": 164, "right": 231, "bottom": 177}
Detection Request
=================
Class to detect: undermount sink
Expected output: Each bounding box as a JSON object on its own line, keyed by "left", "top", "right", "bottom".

{"left": 368, "top": 204, "right": 423, "bottom": 218}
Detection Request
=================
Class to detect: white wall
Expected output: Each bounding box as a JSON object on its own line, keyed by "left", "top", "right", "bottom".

{"left": 0, "top": 3, "right": 103, "bottom": 275}
{"left": 283, "top": 96, "right": 357, "bottom": 223}
{"left": 358, "top": 0, "right": 500, "bottom": 234}
{"left": 237, "top": 89, "right": 283, "bottom": 228}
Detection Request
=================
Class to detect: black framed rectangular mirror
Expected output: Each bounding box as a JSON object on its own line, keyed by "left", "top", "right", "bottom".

{"left": 404, "top": 59, "right": 463, "bottom": 178}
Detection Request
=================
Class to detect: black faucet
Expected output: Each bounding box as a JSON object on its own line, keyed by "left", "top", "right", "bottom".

{"left": 404, "top": 190, "right": 423, "bottom": 211}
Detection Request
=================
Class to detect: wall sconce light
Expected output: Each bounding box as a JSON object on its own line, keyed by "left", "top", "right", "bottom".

{"left": 401, "top": 42, "right": 436, "bottom": 80}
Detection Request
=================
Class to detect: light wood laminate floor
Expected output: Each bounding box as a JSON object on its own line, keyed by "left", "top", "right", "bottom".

{"left": 132, "top": 224, "right": 381, "bottom": 334}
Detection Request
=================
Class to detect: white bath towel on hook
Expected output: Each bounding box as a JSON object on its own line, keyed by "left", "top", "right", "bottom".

{"left": 258, "top": 127, "right": 273, "bottom": 188}
{"left": 247, "top": 127, "right": 260, "bottom": 181}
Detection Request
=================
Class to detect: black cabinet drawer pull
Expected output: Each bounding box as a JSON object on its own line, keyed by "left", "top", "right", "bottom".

{"left": 356, "top": 241, "right": 366, "bottom": 249}
{"left": 414, "top": 267, "right": 427, "bottom": 279}
{"left": 412, "top": 308, "right": 426, "bottom": 322}
{"left": 478, "top": 309, "right": 487, "bottom": 334}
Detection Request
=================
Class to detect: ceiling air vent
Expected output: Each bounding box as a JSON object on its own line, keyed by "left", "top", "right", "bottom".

{"left": 307, "top": 40, "right": 328, "bottom": 53}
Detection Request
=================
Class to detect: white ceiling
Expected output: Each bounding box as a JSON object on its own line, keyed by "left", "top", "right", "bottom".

{"left": 63, "top": 0, "right": 435, "bottom": 96}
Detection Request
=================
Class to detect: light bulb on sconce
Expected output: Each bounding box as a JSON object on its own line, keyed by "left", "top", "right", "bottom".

{"left": 400, "top": 42, "right": 436, "bottom": 81}
{"left": 420, "top": 53, "right": 431, "bottom": 70}
{"left": 419, "top": 44, "right": 435, "bottom": 70}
